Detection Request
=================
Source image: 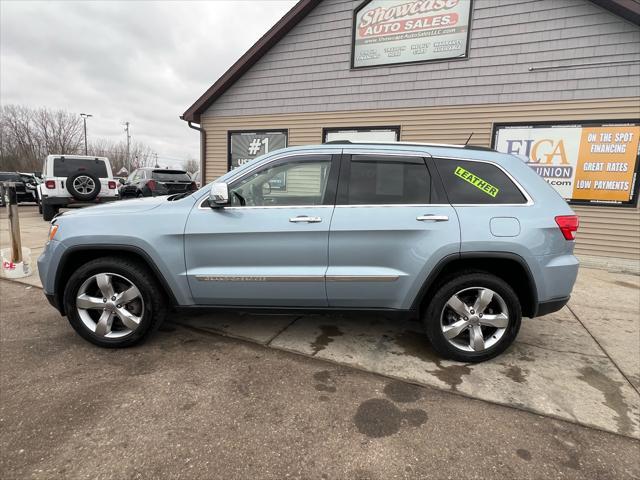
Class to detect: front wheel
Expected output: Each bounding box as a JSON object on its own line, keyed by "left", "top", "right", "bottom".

{"left": 63, "top": 257, "right": 166, "bottom": 347}
{"left": 423, "top": 272, "right": 521, "bottom": 363}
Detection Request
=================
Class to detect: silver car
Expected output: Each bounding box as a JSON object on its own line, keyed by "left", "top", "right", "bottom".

{"left": 38, "top": 142, "right": 579, "bottom": 362}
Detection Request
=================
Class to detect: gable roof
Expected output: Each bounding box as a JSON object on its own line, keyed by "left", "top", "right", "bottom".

{"left": 181, "top": 0, "right": 640, "bottom": 123}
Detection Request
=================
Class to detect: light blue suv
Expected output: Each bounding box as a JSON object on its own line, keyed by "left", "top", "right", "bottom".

{"left": 38, "top": 142, "right": 579, "bottom": 362}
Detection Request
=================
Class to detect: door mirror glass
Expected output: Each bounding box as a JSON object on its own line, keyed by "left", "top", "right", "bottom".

{"left": 262, "top": 181, "right": 272, "bottom": 195}
{"left": 209, "top": 182, "right": 229, "bottom": 207}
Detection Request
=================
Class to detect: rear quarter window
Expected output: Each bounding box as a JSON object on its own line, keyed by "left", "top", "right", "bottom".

{"left": 53, "top": 158, "right": 108, "bottom": 178}
{"left": 434, "top": 159, "right": 527, "bottom": 204}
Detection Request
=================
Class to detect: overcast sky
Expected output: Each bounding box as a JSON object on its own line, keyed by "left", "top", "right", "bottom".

{"left": 1, "top": 0, "right": 296, "bottom": 168}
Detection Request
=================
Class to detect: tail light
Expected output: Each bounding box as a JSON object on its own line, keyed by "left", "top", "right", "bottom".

{"left": 45, "top": 180, "right": 55, "bottom": 189}
{"left": 189, "top": 182, "right": 197, "bottom": 191}
{"left": 147, "top": 180, "right": 157, "bottom": 191}
{"left": 108, "top": 181, "right": 116, "bottom": 189}
{"left": 555, "top": 215, "right": 579, "bottom": 240}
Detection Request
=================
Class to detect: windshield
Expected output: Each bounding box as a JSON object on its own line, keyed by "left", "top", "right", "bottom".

{"left": 53, "top": 157, "right": 108, "bottom": 177}
{"left": 151, "top": 170, "right": 190, "bottom": 182}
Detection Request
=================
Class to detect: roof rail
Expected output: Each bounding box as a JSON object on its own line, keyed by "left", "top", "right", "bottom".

{"left": 322, "top": 140, "right": 495, "bottom": 151}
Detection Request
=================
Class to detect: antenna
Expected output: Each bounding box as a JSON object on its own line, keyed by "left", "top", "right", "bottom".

{"left": 464, "top": 132, "right": 474, "bottom": 145}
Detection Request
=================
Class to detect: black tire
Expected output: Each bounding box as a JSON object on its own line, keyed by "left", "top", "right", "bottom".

{"left": 423, "top": 272, "right": 522, "bottom": 363}
{"left": 63, "top": 256, "right": 166, "bottom": 348}
{"left": 42, "top": 202, "right": 58, "bottom": 221}
{"left": 66, "top": 171, "right": 101, "bottom": 201}
{"left": 38, "top": 201, "right": 42, "bottom": 214}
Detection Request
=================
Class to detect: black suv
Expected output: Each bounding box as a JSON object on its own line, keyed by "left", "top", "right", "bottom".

{"left": 119, "top": 168, "right": 197, "bottom": 198}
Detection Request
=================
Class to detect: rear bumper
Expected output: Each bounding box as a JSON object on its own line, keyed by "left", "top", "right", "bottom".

{"left": 535, "top": 296, "right": 570, "bottom": 317}
{"left": 42, "top": 196, "right": 119, "bottom": 207}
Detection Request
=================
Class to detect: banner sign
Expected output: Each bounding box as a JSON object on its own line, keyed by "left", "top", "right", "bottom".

{"left": 228, "top": 130, "right": 288, "bottom": 189}
{"left": 352, "top": 0, "right": 472, "bottom": 68}
{"left": 492, "top": 121, "right": 640, "bottom": 207}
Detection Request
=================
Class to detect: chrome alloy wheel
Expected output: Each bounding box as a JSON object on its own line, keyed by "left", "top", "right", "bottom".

{"left": 440, "top": 287, "right": 509, "bottom": 352}
{"left": 72, "top": 175, "right": 96, "bottom": 195}
{"left": 76, "top": 273, "right": 144, "bottom": 338}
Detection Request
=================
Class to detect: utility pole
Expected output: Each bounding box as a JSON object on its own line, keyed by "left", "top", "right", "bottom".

{"left": 80, "top": 113, "right": 92, "bottom": 155}
{"left": 123, "top": 122, "right": 131, "bottom": 172}
{"left": 154, "top": 152, "right": 159, "bottom": 168}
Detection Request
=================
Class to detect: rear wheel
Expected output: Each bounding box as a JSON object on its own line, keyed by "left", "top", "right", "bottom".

{"left": 423, "top": 272, "right": 521, "bottom": 363}
{"left": 63, "top": 257, "right": 166, "bottom": 347}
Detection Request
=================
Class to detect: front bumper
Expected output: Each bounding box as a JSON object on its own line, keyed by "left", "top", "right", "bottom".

{"left": 37, "top": 239, "right": 67, "bottom": 315}
{"left": 44, "top": 292, "right": 63, "bottom": 313}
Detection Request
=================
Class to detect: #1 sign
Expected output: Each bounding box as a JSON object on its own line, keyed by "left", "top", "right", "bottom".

{"left": 492, "top": 122, "right": 640, "bottom": 207}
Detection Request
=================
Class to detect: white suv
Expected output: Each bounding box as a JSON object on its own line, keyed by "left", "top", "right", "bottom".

{"left": 40, "top": 155, "right": 119, "bottom": 221}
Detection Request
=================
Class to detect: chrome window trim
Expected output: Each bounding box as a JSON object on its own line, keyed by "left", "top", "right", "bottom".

{"left": 197, "top": 149, "right": 534, "bottom": 209}
{"left": 198, "top": 203, "right": 333, "bottom": 210}
{"left": 334, "top": 204, "right": 448, "bottom": 208}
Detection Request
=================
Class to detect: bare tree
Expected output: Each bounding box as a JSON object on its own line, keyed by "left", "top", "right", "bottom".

{"left": 88, "top": 139, "right": 155, "bottom": 175}
{"left": 183, "top": 157, "right": 199, "bottom": 174}
{"left": 0, "top": 104, "right": 83, "bottom": 172}
{"left": 0, "top": 104, "right": 159, "bottom": 178}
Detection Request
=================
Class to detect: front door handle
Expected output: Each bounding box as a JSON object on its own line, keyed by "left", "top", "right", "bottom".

{"left": 417, "top": 214, "right": 449, "bottom": 222}
{"left": 289, "top": 215, "right": 322, "bottom": 223}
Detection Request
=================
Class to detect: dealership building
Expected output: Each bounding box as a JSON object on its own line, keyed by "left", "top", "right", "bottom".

{"left": 182, "top": 0, "right": 640, "bottom": 268}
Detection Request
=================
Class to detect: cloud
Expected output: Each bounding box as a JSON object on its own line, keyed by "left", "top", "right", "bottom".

{"left": 0, "top": 0, "right": 296, "bottom": 168}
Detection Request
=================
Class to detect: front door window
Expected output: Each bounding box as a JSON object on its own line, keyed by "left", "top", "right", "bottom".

{"left": 229, "top": 155, "right": 332, "bottom": 207}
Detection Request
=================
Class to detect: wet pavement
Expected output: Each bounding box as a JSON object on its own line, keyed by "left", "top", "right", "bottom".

{"left": 2, "top": 205, "right": 640, "bottom": 442}
{"left": 1, "top": 279, "right": 639, "bottom": 479}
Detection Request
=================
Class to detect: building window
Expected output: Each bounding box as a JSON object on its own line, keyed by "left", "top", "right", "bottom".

{"left": 228, "top": 130, "right": 288, "bottom": 171}
{"left": 323, "top": 126, "right": 400, "bottom": 143}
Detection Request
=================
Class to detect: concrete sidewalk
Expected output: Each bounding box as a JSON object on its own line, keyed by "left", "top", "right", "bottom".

{"left": 2, "top": 205, "right": 639, "bottom": 439}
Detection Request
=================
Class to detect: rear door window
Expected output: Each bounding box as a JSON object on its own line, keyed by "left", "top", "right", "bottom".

{"left": 53, "top": 158, "right": 108, "bottom": 178}
{"left": 343, "top": 155, "right": 431, "bottom": 205}
{"left": 434, "top": 159, "right": 527, "bottom": 204}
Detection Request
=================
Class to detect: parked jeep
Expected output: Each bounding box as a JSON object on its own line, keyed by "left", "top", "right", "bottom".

{"left": 38, "top": 142, "right": 579, "bottom": 362}
{"left": 40, "top": 155, "right": 119, "bottom": 221}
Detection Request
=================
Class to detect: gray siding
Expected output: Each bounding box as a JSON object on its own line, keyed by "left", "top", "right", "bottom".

{"left": 203, "top": 0, "right": 640, "bottom": 118}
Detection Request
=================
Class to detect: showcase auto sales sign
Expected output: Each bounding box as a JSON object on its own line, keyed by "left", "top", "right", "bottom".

{"left": 353, "top": 0, "right": 472, "bottom": 68}
{"left": 493, "top": 122, "right": 640, "bottom": 206}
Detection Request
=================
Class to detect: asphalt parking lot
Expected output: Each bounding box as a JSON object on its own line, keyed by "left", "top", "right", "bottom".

{"left": 1, "top": 205, "right": 639, "bottom": 478}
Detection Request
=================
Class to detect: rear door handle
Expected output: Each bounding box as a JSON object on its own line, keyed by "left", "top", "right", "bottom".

{"left": 289, "top": 215, "right": 322, "bottom": 223}
{"left": 417, "top": 214, "right": 449, "bottom": 222}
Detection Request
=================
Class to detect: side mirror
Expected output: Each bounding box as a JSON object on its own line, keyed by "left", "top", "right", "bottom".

{"left": 262, "top": 182, "right": 272, "bottom": 195}
{"left": 208, "top": 182, "right": 229, "bottom": 207}
{"left": 118, "top": 178, "right": 125, "bottom": 185}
